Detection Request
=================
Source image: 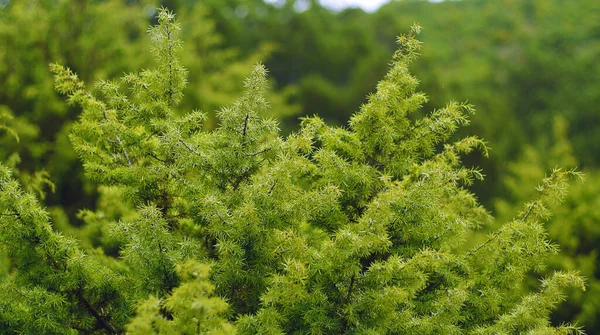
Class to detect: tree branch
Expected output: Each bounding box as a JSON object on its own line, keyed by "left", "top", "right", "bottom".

{"left": 166, "top": 23, "right": 174, "bottom": 107}
{"left": 468, "top": 199, "right": 539, "bottom": 256}
{"left": 179, "top": 139, "right": 201, "bottom": 156}
{"left": 100, "top": 106, "right": 132, "bottom": 167}
{"left": 115, "top": 134, "right": 133, "bottom": 167}
{"left": 245, "top": 147, "right": 272, "bottom": 157}
{"left": 75, "top": 289, "right": 120, "bottom": 334}
{"left": 242, "top": 113, "right": 249, "bottom": 141}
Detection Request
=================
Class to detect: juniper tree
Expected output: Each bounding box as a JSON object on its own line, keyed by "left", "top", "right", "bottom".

{"left": 0, "top": 8, "right": 587, "bottom": 334}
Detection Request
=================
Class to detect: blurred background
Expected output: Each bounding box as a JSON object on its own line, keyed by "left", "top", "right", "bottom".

{"left": 1, "top": 0, "right": 599, "bottom": 331}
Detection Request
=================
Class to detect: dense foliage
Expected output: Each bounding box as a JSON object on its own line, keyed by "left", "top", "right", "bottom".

{"left": 197, "top": 1, "right": 600, "bottom": 329}
{"left": 0, "top": 0, "right": 296, "bottom": 221}
{"left": 0, "top": 9, "right": 590, "bottom": 334}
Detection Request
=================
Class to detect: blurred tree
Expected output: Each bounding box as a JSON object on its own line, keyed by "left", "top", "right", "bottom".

{"left": 191, "top": 0, "right": 390, "bottom": 128}
{"left": 495, "top": 117, "right": 600, "bottom": 333}
{"left": 0, "top": 0, "right": 152, "bottom": 217}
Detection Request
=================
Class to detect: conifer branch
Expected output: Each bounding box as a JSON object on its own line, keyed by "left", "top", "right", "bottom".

{"left": 3, "top": 203, "right": 121, "bottom": 333}
{"left": 468, "top": 229, "right": 501, "bottom": 256}
{"left": 345, "top": 274, "right": 356, "bottom": 303}
{"left": 468, "top": 169, "right": 578, "bottom": 256}
{"left": 468, "top": 196, "right": 541, "bottom": 256}
{"left": 231, "top": 157, "right": 266, "bottom": 190}
{"left": 268, "top": 180, "right": 277, "bottom": 195}
{"left": 242, "top": 113, "right": 250, "bottom": 141}
{"left": 100, "top": 105, "right": 132, "bottom": 167}
{"left": 38, "top": 12, "right": 587, "bottom": 333}
{"left": 166, "top": 22, "right": 174, "bottom": 107}
{"left": 179, "top": 139, "right": 201, "bottom": 156}
{"left": 148, "top": 152, "right": 167, "bottom": 163}
{"left": 519, "top": 199, "right": 538, "bottom": 224}
{"left": 116, "top": 134, "right": 133, "bottom": 167}
{"left": 339, "top": 273, "right": 357, "bottom": 333}
{"left": 245, "top": 147, "right": 272, "bottom": 157}
{"left": 213, "top": 210, "right": 233, "bottom": 228}
{"left": 75, "top": 288, "right": 121, "bottom": 334}
{"left": 157, "top": 239, "right": 176, "bottom": 293}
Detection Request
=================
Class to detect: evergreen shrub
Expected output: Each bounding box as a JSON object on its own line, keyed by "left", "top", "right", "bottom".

{"left": 0, "top": 8, "right": 587, "bottom": 334}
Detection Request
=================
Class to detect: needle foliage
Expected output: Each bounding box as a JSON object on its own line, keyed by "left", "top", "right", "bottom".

{"left": 0, "top": 8, "right": 586, "bottom": 334}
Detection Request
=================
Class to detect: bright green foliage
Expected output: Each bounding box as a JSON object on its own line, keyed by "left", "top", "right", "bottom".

{"left": 0, "top": 163, "right": 130, "bottom": 334}
{"left": 127, "top": 261, "right": 236, "bottom": 334}
{"left": 0, "top": 9, "right": 588, "bottom": 334}
{"left": 0, "top": 0, "right": 297, "bottom": 225}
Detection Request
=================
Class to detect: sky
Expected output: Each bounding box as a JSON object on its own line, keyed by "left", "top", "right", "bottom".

{"left": 318, "top": 0, "right": 390, "bottom": 11}
{"left": 266, "top": 1, "right": 444, "bottom": 13}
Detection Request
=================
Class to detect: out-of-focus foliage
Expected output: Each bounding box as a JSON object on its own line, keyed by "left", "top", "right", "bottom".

{"left": 495, "top": 117, "right": 600, "bottom": 332}
{"left": 0, "top": 0, "right": 151, "bottom": 216}
{"left": 2, "top": 0, "right": 597, "bottom": 202}
{"left": 198, "top": 0, "right": 392, "bottom": 127}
